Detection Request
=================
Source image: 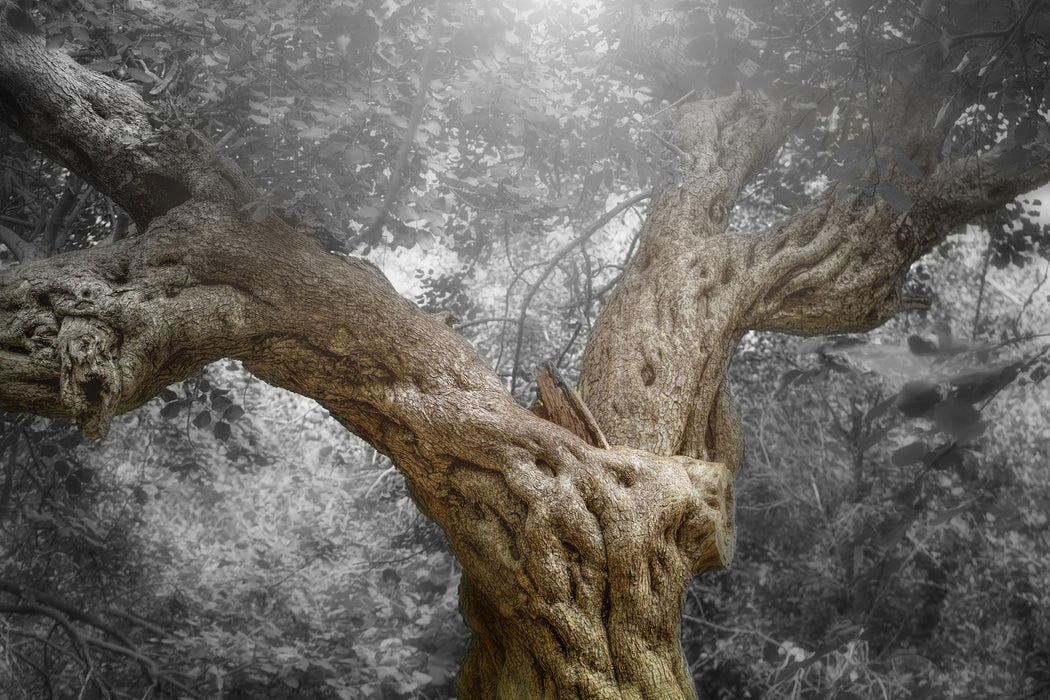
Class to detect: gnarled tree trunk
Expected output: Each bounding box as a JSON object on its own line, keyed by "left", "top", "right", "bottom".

{"left": 1, "top": 2, "right": 1048, "bottom": 697}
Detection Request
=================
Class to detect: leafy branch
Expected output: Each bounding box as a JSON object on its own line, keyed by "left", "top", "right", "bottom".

{"left": 360, "top": 1, "right": 446, "bottom": 248}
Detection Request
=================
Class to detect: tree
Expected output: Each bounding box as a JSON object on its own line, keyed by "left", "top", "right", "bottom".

{"left": 1, "top": 0, "right": 1048, "bottom": 697}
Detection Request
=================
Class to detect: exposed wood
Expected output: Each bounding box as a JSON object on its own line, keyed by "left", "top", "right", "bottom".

{"left": 532, "top": 364, "right": 610, "bottom": 449}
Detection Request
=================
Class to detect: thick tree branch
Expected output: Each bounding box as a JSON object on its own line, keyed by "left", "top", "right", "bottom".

{"left": 584, "top": 79, "right": 1050, "bottom": 459}
{"left": 582, "top": 74, "right": 1049, "bottom": 598}
{"left": 0, "top": 7, "right": 737, "bottom": 696}
{"left": 583, "top": 93, "right": 799, "bottom": 462}
{"left": 745, "top": 123, "right": 1050, "bottom": 335}
{"left": 0, "top": 2, "right": 257, "bottom": 227}
{"left": 0, "top": 218, "right": 255, "bottom": 435}
{"left": 1, "top": 198, "right": 735, "bottom": 697}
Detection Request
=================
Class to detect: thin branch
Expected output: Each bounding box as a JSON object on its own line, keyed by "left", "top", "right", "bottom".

{"left": 496, "top": 257, "right": 554, "bottom": 374}
{"left": 972, "top": 234, "right": 993, "bottom": 340}
{"left": 454, "top": 316, "right": 516, "bottom": 331}
{"left": 0, "top": 590, "right": 200, "bottom": 698}
{"left": 681, "top": 613, "right": 782, "bottom": 647}
{"left": 1013, "top": 255, "right": 1049, "bottom": 333}
{"left": 98, "top": 607, "right": 169, "bottom": 639}
{"left": 360, "top": 1, "right": 445, "bottom": 247}
{"left": 0, "top": 214, "right": 33, "bottom": 227}
{"left": 633, "top": 89, "right": 695, "bottom": 126}
{"left": 763, "top": 5, "right": 836, "bottom": 42}
{"left": 0, "top": 427, "right": 17, "bottom": 518}
{"left": 0, "top": 223, "right": 45, "bottom": 262}
{"left": 0, "top": 603, "right": 92, "bottom": 672}
{"left": 509, "top": 190, "right": 652, "bottom": 395}
{"left": 9, "top": 643, "right": 54, "bottom": 698}
{"left": 39, "top": 175, "right": 83, "bottom": 255}
{"left": 0, "top": 579, "right": 137, "bottom": 653}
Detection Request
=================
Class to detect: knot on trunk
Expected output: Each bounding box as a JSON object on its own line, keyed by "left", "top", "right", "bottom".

{"left": 449, "top": 424, "right": 735, "bottom": 698}
{"left": 675, "top": 455, "right": 735, "bottom": 571}
{"left": 57, "top": 316, "right": 121, "bottom": 436}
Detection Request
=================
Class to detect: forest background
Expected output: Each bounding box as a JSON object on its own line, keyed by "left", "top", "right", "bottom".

{"left": 1, "top": 0, "right": 1049, "bottom": 698}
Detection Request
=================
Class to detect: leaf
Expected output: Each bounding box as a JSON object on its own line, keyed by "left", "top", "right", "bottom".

{"left": 58, "top": 432, "right": 83, "bottom": 449}
{"left": 186, "top": 644, "right": 211, "bottom": 660}
{"left": 648, "top": 22, "right": 676, "bottom": 40}
{"left": 891, "top": 441, "right": 927, "bottom": 466}
{"left": 211, "top": 391, "right": 233, "bottom": 413}
{"left": 124, "top": 67, "right": 156, "bottom": 84}
{"left": 213, "top": 421, "right": 231, "bottom": 441}
{"left": 949, "top": 363, "right": 1020, "bottom": 404}
{"left": 85, "top": 59, "right": 119, "bottom": 73}
{"left": 193, "top": 410, "right": 212, "bottom": 429}
{"left": 875, "top": 184, "right": 912, "bottom": 213}
{"left": 907, "top": 334, "right": 937, "bottom": 356}
{"left": 63, "top": 467, "right": 93, "bottom": 497}
{"left": 897, "top": 380, "right": 941, "bottom": 417}
{"left": 889, "top": 151, "right": 925, "bottom": 180}
{"left": 298, "top": 126, "right": 329, "bottom": 140}
{"left": 932, "top": 398, "right": 984, "bottom": 439}
{"left": 933, "top": 99, "right": 953, "bottom": 128}
{"left": 929, "top": 503, "right": 971, "bottom": 527}
{"left": 64, "top": 474, "right": 84, "bottom": 496}
{"left": 353, "top": 205, "right": 381, "bottom": 222}
{"left": 874, "top": 517, "right": 911, "bottom": 549}
{"left": 859, "top": 423, "right": 892, "bottom": 451}
{"left": 923, "top": 442, "right": 962, "bottom": 471}
{"left": 160, "top": 401, "right": 183, "bottom": 420}
{"left": 858, "top": 397, "right": 893, "bottom": 431}
{"left": 776, "top": 368, "right": 824, "bottom": 399}
{"left": 222, "top": 405, "right": 245, "bottom": 421}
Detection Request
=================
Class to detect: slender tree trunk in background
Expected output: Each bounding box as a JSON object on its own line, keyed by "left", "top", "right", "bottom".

{"left": 1, "top": 2, "right": 1048, "bottom": 697}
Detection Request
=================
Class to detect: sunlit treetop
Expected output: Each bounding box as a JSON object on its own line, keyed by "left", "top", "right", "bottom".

{"left": 2, "top": 0, "right": 1047, "bottom": 272}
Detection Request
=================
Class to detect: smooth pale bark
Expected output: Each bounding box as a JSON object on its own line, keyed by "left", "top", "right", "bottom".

{"left": 2, "top": 2, "right": 1049, "bottom": 698}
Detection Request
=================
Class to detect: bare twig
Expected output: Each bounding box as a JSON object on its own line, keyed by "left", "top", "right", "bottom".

{"left": 633, "top": 89, "right": 695, "bottom": 126}
{"left": 0, "top": 599, "right": 201, "bottom": 699}
{"left": 0, "top": 579, "right": 201, "bottom": 697}
{"left": 509, "top": 191, "right": 652, "bottom": 395}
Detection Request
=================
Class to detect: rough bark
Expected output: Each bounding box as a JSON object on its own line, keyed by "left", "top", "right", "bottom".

{"left": 0, "top": 6, "right": 733, "bottom": 698}
{"left": 2, "top": 2, "right": 1049, "bottom": 698}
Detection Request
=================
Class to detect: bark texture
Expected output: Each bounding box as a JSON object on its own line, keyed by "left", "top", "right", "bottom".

{"left": 2, "top": 2, "right": 1049, "bottom": 698}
